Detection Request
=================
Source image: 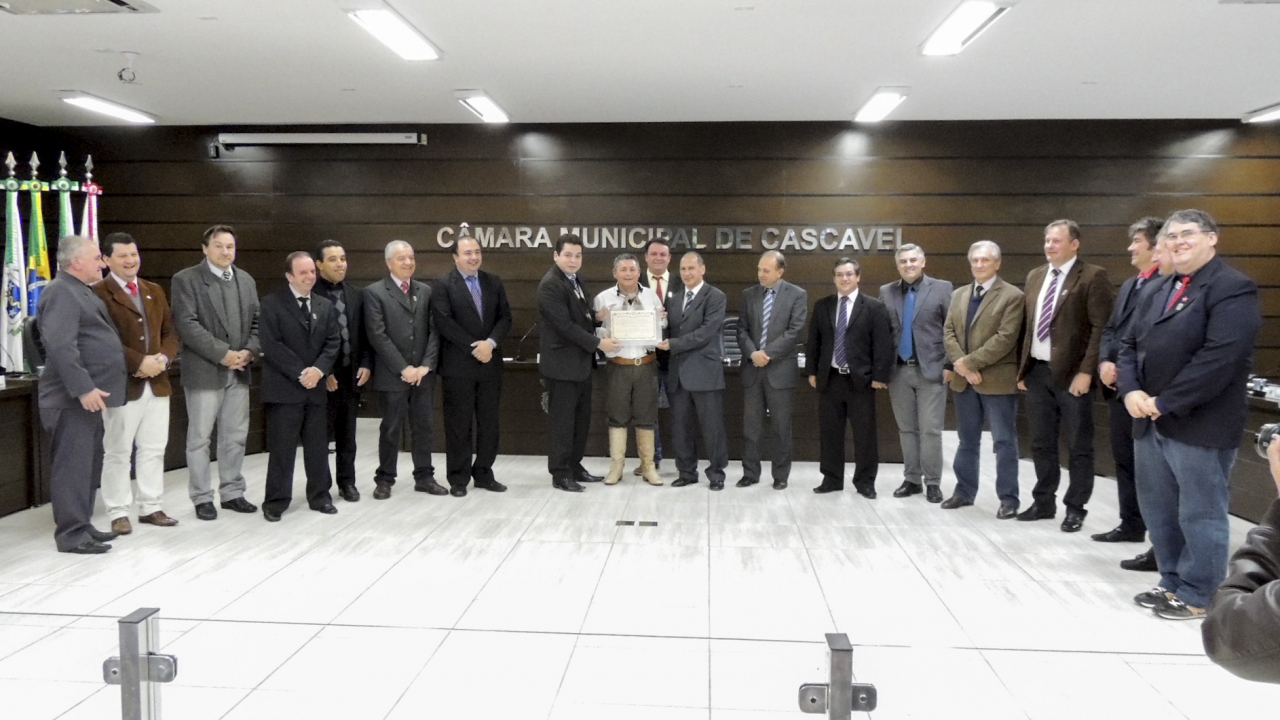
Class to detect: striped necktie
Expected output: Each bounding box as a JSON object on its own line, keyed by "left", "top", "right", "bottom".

{"left": 759, "top": 288, "right": 774, "bottom": 347}
{"left": 1035, "top": 269, "right": 1060, "bottom": 342}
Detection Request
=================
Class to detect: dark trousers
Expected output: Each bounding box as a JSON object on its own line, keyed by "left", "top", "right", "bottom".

{"left": 442, "top": 373, "right": 502, "bottom": 488}
{"left": 670, "top": 386, "right": 728, "bottom": 483}
{"left": 377, "top": 376, "right": 436, "bottom": 485}
{"left": 545, "top": 376, "right": 593, "bottom": 480}
{"left": 264, "top": 402, "right": 333, "bottom": 514}
{"left": 817, "top": 369, "right": 879, "bottom": 490}
{"left": 742, "top": 380, "right": 793, "bottom": 483}
{"left": 326, "top": 377, "right": 361, "bottom": 489}
{"left": 1024, "top": 360, "right": 1095, "bottom": 513}
{"left": 41, "top": 405, "right": 104, "bottom": 551}
{"left": 1107, "top": 396, "right": 1145, "bottom": 533}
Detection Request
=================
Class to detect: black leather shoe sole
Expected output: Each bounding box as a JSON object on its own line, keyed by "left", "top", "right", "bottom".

{"left": 1090, "top": 528, "right": 1144, "bottom": 543}
{"left": 194, "top": 503, "right": 217, "bottom": 521}
{"left": 221, "top": 498, "right": 258, "bottom": 513}
{"left": 576, "top": 473, "right": 604, "bottom": 483}
{"left": 996, "top": 504, "right": 1018, "bottom": 519}
{"left": 1016, "top": 506, "right": 1055, "bottom": 521}
{"left": 372, "top": 483, "right": 392, "bottom": 500}
{"left": 1060, "top": 512, "right": 1086, "bottom": 533}
{"left": 892, "top": 482, "right": 923, "bottom": 498}
{"left": 552, "top": 478, "right": 584, "bottom": 493}
{"left": 474, "top": 480, "right": 507, "bottom": 492}
{"left": 414, "top": 482, "right": 449, "bottom": 496}
{"left": 772, "top": 480, "right": 788, "bottom": 490}
{"left": 88, "top": 527, "right": 120, "bottom": 542}
{"left": 813, "top": 484, "right": 843, "bottom": 494}
{"left": 855, "top": 487, "right": 877, "bottom": 499}
{"left": 313, "top": 504, "right": 338, "bottom": 515}
{"left": 710, "top": 481, "right": 724, "bottom": 491}
{"left": 736, "top": 478, "right": 759, "bottom": 488}
{"left": 338, "top": 486, "right": 360, "bottom": 502}
{"left": 926, "top": 486, "right": 944, "bottom": 503}
{"left": 940, "top": 496, "right": 974, "bottom": 509}
{"left": 671, "top": 478, "right": 699, "bottom": 487}
{"left": 62, "top": 539, "right": 111, "bottom": 554}
{"left": 263, "top": 510, "right": 282, "bottom": 522}
{"left": 450, "top": 486, "right": 467, "bottom": 497}
{"left": 1121, "top": 550, "right": 1158, "bottom": 572}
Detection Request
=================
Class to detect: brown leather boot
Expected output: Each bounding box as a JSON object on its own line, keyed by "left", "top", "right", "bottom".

{"left": 636, "top": 428, "right": 663, "bottom": 486}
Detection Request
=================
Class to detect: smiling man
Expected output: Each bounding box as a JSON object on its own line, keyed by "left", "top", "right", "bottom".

{"left": 1118, "top": 209, "right": 1260, "bottom": 621}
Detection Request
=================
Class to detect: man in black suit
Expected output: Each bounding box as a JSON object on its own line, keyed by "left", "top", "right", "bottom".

{"left": 1093, "top": 218, "right": 1163, "bottom": 549}
{"left": 432, "top": 232, "right": 512, "bottom": 497}
{"left": 807, "top": 257, "right": 893, "bottom": 498}
{"left": 259, "top": 252, "right": 341, "bottom": 521}
{"left": 658, "top": 252, "right": 729, "bottom": 490}
{"left": 538, "top": 234, "right": 619, "bottom": 492}
{"left": 315, "top": 240, "right": 372, "bottom": 503}
{"left": 364, "top": 240, "right": 445, "bottom": 499}
{"left": 1119, "top": 209, "right": 1260, "bottom": 621}
{"left": 37, "top": 235, "right": 127, "bottom": 553}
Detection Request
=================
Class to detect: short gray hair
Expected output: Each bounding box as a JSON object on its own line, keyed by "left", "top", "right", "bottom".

{"left": 612, "top": 253, "right": 639, "bottom": 271}
{"left": 968, "top": 240, "right": 1002, "bottom": 261}
{"left": 56, "top": 235, "right": 94, "bottom": 270}
{"left": 895, "top": 243, "right": 925, "bottom": 260}
{"left": 384, "top": 240, "right": 413, "bottom": 260}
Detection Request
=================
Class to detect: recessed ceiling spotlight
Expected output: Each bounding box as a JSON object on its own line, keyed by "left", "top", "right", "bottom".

{"left": 854, "top": 87, "right": 909, "bottom": 123}
{"left": 1243, "top": 101, "right": 1280, "bottom": 124}
{"left": 455, "top": 90, "right": 509, "bottom": 123}
{"left": 62, "top": 93, "right": 155, "bottom": 124}
{"left": 921, "top": 1, "right": 1015, "bottom": 56}
{"left": 349, "top": 8, "right": 440, "bottom": 61}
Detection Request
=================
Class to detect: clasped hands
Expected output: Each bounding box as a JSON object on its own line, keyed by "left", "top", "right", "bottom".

{"left": 220, "top": 349, "right": 253, "bottom": 371}
{"left": 133, "top": 354, "right": 168, "bottom": 379}
{"left": 400, "top": 366, "right": 431, "bottom": 386}
{"left": 1124, "top": 390, "right": 1162, "bottom": 420}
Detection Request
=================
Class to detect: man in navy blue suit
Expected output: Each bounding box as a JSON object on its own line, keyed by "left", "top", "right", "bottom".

{"left": 1118, "top": 209, "right": 1260, "bottom": 621}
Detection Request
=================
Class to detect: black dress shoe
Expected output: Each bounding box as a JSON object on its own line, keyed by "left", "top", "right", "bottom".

{"left": 1016, "top": 505, "right": 1055, "bottom": 522}
{"left": 736, "top": 477, "right": 759, "bottom": 488}
{"left": 1060, "top": 509, "right": 1086, "bottom": 533}
{"left": 474, "top": 479, "right": 507, "bottom": 493}
{"left": 576, "top": 471, "right": 604, "bottom": 483}
{"left": 773, "top": 480, "right": 788, "bottom": 490}
{"left": 62, "top": 538, "right": 111, "bottom": 554}
{"left": 1090, "top": 526, "right": 1144, "bottom": 543}
{"left": 1121, "top": 548, "right": 1158, "bottom": 572}
{"left": 313, "top": 504, "right": 338, "bottom": 515}
{"left": 710, "top": 480, "right": 724, "bottom": 491}
{"left": 855, "top": 485, "right": 877, "bottom": 500}
{"left": 671, "top": 477, "right": 699, "bottom": 487}
{"left": 996, "top": 503, "right": 1019, "bottom": 519}
{"left": 338, "top": 485, "right": 360, "bottom": 502}
{"left": 553, "top": 476, "right": 584, "bottom": 492}
{"left": 892, "top": 481, "right": 923, "bottom": 498}
{"left": 414, "top": 480, "right": 449, "bottom": 496}
{"left": 813, "top": 482, "right": 843, "bottom": 494}
{"left": 940, "top": 495, "right": 974, "bottom": 509}
{"left": 926, "top": 485, "right": 944, "bottom": 503}
{"left": 373, "top": 482, "right": 392, "bottom": 500}
{"left": 221, "top": 497, "right": 258, "bottom": 513}
{"left": 88, "top": 526, "right": 120, "bottom": 542}
{"left": 263, "top": 509, "right": 282, "bottom": 522}
{"left": 450, "top": 485, "right": 467, "bottom": 498}
{"left": 194, "top": 502, "right": 217, "bottom": 521}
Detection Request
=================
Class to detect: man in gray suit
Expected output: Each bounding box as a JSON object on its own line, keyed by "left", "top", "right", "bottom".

{"left": 659, "top": 252, "right": 729, "bottom": 490}
{"left": 736, "top": 250, "right": 807, "bottom": 490}
{"left": 170, "top": 225, "right": 261, "bottom": 521}
{"left": 880, "top": 244, "right": 954, "bottom": 503}
{"left": 37, "top": 235, "right": 127, "bottom": 553}
{"left": 364, "top": 240, "right": 445, "bottom": 499}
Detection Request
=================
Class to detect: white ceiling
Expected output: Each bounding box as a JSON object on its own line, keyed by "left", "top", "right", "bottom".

{"left": 1, "top": 0, "right": 1278, "bottom": 126}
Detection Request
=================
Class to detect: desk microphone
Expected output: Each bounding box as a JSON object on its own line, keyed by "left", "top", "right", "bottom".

{"left": 513, "top": 321, "right": 538, "bottom": 362}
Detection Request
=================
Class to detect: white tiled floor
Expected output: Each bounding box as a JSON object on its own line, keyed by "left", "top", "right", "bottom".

{"left": 1, "top": 420, "right": 1277, "bottom": 719}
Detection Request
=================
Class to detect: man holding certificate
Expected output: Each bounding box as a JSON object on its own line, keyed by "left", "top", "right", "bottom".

{"left": 593, "top": 253, "right": 665, "bottom": 486}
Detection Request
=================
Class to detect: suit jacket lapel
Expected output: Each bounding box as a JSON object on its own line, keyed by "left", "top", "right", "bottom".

{"left": 201, "top": 269, "right": 230, "bottom": 335}
{"left": 107, "top": 279, "right": 143, "bottom": 319}
{"left": 384, "top": 276, "right": 413, "bottom": 313}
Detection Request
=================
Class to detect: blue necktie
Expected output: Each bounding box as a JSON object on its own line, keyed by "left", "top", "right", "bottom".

{"left": 965, "top": 286, "right": 984, "bottom": 352}
{"left": 760, "top": 289, "right": 774, "bottom": 347}
{"left": 898, "top": 286, "right": 915, "bottom": 361}
{"left": 466, "top": 274, "right": 483, "bottom": 316}
{"left": 834, "top": 296, "right": 849, "bottom": 368}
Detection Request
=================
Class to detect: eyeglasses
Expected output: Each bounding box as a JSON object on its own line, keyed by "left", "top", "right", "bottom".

{"left": 834, "top": 272, "right": 858, "bottom": 279}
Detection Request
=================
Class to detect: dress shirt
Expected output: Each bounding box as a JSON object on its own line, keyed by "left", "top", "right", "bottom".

{"left": 1030, "top": 256, "right": 1077, "bottom": 362}
{"left": 831, "top": 289, "right": 859, "bottom": 370}
{"left": 681, "top": 281, "right": 705, "bottom": 311}
{"left": 593, "top": 284, "right": 663, "bottom": 359}
{"left": 646, "top": 270, "right": 671, "bottom": 302}
{"left": 208, "top": 260, "right": 233, "bottom": 280}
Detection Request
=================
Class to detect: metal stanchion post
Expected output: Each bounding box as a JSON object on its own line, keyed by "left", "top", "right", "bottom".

{"left": 798, "top": 633, "right": 877, "bottom": 718}
{"left": 102, "top": 608, "right": 178, "bottom": 720}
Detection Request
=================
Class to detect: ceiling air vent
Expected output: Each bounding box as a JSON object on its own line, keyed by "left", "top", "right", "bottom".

{"left": 0, "top": 0, "right": 159, "bottom": 15}
{"left": 1220, "top": 0, "right": 1280, "bottom": 4}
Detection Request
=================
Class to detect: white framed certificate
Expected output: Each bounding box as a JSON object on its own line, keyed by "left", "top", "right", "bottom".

{"left": 608, "top": 309, "right": 661, "bottom": 346}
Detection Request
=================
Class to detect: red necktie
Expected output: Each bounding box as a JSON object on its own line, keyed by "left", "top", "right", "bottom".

{"left": 654, "top": 275, "right": 664, "bottom": 300}
{"left": 127, "top": 282, "right": 138, "bottom": 297}
{"left": 400, "top": 280, "right": 410, "bottom": 295}
{"left": 1165, "top": 275, "right": 1191, "bottom": 311}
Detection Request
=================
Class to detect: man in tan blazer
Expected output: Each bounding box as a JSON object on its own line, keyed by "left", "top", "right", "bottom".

{"left": 942, "top": 240, "right": 1024, "bottom": 517}
{"left": 1016, "top": 219, "right": 1115, "bottom": 532}
{"left": 93, "top": 233, "right": 181, "bottom": 535}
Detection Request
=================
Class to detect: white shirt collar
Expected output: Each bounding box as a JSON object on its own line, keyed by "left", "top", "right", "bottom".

{"left": 975, "top": 277, "right": 997, "bottom": 294}
{"left": 682, "top": 281, "right": 704, "bottom": 298}
{"left": 837, "top": 289, "right": 859, "bottom": 304}
{"left": 208, "top": 260, "right": 232, "bottom": 278}
{"left": 290, "top": 286, "right": 311, "bottom": 301}
{"left": 110, "top": 272, "right": 137, "bottom": 290}
{"left": 1049, "top": 255, "right": 1077, "bottom": 278}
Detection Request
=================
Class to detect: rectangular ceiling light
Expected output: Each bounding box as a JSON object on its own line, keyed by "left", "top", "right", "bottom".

{"left": 456, "top": 91, "right": 509, "bottom": 123}
{"left": 1243, "top": 102, "right": 1280, "bottom": 124}
{"left": 349, "top": 8, "right": 439, "bottom": 61}
{"left": 921, "top": 1, "right": 1014, "bottom": 56}
{"left": 854, "top": 87, "right": 909, "bottom": 123}
{"left": 62, "top": 94, "right": 155, "bottom": 123}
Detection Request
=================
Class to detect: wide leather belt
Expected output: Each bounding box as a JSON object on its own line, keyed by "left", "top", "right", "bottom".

{"left": 610, "top": 353, "right": 657, "bottom": 367}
